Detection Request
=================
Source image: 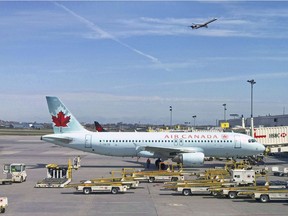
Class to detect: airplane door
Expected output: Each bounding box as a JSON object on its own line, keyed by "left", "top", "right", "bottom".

{"left": 85, "top": 134, "right": 92, "bottom": 148}
{"left": 173, "top": 139, "right": 183, "bottom": 146}
{"left": 234, "top": 135, "right": 241, "bottom": 148}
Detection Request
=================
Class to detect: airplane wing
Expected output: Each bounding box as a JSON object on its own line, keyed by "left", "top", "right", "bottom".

{"left": 143, "top": 146, "right": 204, "bottom": 157}
{"left": 204, "top": 18, "right": 217, "bottom": 25}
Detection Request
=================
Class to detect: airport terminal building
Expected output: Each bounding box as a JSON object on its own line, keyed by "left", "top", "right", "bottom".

{"left": 220, "top": 114, "right": 288, "bottom": 128}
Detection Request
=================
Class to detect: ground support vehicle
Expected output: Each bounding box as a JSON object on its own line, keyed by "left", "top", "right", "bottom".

{"left": 131, "top": 170, "right": 185, "bottom": 183}
{"left": 176, "top": 181, "right": 236, "bottom": 196}
{"left": 133, "top": 173, "right": 184, "bottom": 183}
{"left": 66, "top": 182, "right": 128, "bottom": 195}
{"left": 231, "top": 169, "right": 256, "bottom": 186}
{"left": 164, "top": 168, "right": 260, "bottom": 196}
{"left": 194, "top": 168, "right": 230, "bottom": 180}
{"left": 215, "top": 185, "right": 269, "bottom": 199}
{"left": 240, "top": 189, "right": 288, "bottom": 203}
{"left": 0, "top": 197, "right": 7, "bottom": 213}
{"left": 35, "top": 178, "right": 71, "bottom": 188}
{"left": 80, "top": 176, "right": 139, "bottom": 189}
{"left": 210, "top": 181, "right": 287, "bottom": 199}
{"left": 35, "top": 160, "right": 74, "bottom": 188}
{"left": 123, "top": 165, "right": 185, "bottom": 183}
{"left": 164, "top": 179, "right": 236, "bottom": 196}
{"left": 1, "top": 163, "right": 27, "bottom": 184}
{"left": 272, "top": 166, "right": 288, "bottom": 177}
{"left": 208, "top": 169, "right": 267, "bottom": 198}
{"left": 0, "top": 179, "right": 12, "bottom": 185}
{"left": 178, "top": 185, "right": 211, "bottom": 196}
{"left": 87, "top": 170, "right": 140, "bottom": 189}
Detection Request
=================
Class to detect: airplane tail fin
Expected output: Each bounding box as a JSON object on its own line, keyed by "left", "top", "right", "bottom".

{"left": 46, "top": 96, "right": 87, "bottom": 134}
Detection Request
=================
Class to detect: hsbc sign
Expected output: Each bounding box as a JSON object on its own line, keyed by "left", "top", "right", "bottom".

{"left": 269, "top": 133, "right": 287, "bottom": 138}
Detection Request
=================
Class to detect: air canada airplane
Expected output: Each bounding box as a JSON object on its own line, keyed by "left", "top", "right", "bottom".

{"left": 41, "top": 97, "right": 265, "bottom": 167}
{"left": 190, "top": 18, "right": 217, "bottom": 29}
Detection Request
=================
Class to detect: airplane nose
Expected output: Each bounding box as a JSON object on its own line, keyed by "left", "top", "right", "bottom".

{"left": 257, "top": 143, "right": 266, "bottom": 153}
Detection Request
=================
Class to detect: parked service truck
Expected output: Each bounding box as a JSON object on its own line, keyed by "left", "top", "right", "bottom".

{"left": 0, "top": 163, "right": 27, "bottom": 184}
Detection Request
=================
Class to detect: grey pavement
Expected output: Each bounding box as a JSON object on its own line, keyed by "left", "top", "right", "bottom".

{"left": 0, "top": 136, "right": 288, "bottom": 216}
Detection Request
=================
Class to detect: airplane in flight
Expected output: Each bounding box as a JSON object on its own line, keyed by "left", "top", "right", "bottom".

{"left": 189, "top": 18, "right": 217, "bottom": 29}
{"left": 41, "top": 96, "right": 265, "bottom": 167}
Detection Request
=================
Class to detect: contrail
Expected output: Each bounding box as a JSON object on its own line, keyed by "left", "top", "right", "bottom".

{"left": 54, "top": 2, "right": 163, "bottom": 65}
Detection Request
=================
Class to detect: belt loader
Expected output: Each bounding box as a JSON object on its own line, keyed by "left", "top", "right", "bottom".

{"left": 80, "top": 170, "right": 139, "bottom": 189}
{"left": 239, "top": 189, "right": 288, "bottom": 203}
{"left": 164, "top": 179, "right": 235, "bottom": 196}
{"left": 66, "top": 181, "right": 128, "bottom": 195}
{"left": 35, "top": 159, "right": 77, "bottom": 188}
{"left": 123, "top": 163, "right": 185, "bottom": 183}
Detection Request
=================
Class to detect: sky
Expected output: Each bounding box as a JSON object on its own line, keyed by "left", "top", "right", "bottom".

{"left": 0, "top": 0, "right": 288, "bottom": 125}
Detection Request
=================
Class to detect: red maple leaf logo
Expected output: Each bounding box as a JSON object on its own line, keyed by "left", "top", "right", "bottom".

{"left": 52, "top": 111, "right": 71, "bottom": 127}
{"left": 222, "top": 134, "right": 228, "bottom": 140}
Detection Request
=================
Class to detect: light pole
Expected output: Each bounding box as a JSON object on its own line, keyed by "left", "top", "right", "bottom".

{"left": 169, "top": 106, "right": 172, "bottom": 129}
{"left": 223, "top": 104, "right": 227, "bottom": 121}
{"left": 247, "top": 79, "right": 256, "bottom": 137}
{"left": 192, "top": 115, "right": 197, "bottom": 128}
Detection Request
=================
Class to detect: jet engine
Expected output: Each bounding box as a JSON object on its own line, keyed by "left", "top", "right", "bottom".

{"left": 172, "top": 152, "right": 204, "bottom": 166}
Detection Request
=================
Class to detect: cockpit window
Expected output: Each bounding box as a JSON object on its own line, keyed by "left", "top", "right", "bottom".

{"left": 248, "top": 139, "right": 257, "bottom": 143}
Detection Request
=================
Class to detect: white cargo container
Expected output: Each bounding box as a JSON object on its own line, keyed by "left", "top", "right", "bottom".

{"left": 232, "top": 169, "right": 256, "bottom": 186}
{"left": 252, "top": 126, "right": 288, "bottom": 153}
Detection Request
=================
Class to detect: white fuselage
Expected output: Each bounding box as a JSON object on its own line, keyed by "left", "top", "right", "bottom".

{"left": 42, "top": 131, "right": 265, "bottom": 159}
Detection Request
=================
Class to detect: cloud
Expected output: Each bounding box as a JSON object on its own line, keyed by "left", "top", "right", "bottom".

{"left": 158, "top": 72, "right": 288, "bottom": 86}
{"left": 54, "top": 2, "right": 167, "bottom": 68}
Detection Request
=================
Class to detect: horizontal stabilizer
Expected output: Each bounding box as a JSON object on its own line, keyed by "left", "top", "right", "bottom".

{"left": 41, "top": 134, "right": 73, "bottom": 145}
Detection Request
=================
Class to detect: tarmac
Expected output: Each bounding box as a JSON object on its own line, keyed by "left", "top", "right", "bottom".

{"left": 0, "top": 135, "right": 288, "bottom": 216}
